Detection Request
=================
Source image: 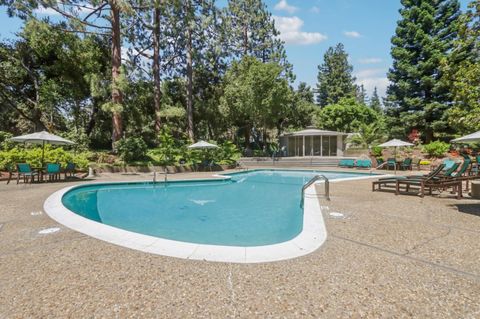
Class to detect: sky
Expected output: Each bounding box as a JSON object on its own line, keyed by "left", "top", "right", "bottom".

{"left": 0, "top": 0, "right": 471, "bottom": 99}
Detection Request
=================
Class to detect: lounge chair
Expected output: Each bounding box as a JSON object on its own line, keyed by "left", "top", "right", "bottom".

{"left": 395, "top": 161, "right": 467, "bottom": 198}
{"left": 400, "top": 158, "right": 412, "bottom": 170}
{"left": 355, "top": 159, "right": 372, "bottom": 169}
{"left": 44, "top": 163, "right": 61, "bottom": 182}
{"left": 372, "top": 164, "right": 446, "bottom": 192}
{"left": 16, "top": 163, "right": 38, "bottom": 184}
{"left": 338, "top": 159, "right": 355, "bottom": 168}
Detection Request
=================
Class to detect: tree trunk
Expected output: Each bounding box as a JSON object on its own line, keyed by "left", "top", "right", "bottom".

{"left": 86, "top": 98, "right": 99, "bottom": 136}
{"left": 185, "top": 1, "right": 194, "bottom": 140}
{"left": 153, "top": 5, "right": 162, "bottom": 134}
{"left": 111, "top": 1, "right": 123, "bottom": 149}
{"left": 242, "top": 23, "right": 248, "bottom": 56}
{"left": 244, "top": 126, "right": 250, "bottom": 149}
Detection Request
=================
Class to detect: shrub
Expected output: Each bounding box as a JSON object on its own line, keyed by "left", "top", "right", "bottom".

{"left": 213, "top": 141, "right": 241, "bottom": 165}
{"left": 422, "top": 141, "right": 450, "bottom": 158}
{"left": 115, "top": 137, "right": 148, "bottom": 163}
{"left": 0, "top": 131, "right": 14, "bottom": 150}
{"left": 371, "top": 145, "right": 383, "bottom": 157}
{"left": 0, "top": 145, "right": 89, "bottom": 170}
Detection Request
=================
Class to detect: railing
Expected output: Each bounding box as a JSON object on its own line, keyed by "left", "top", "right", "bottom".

{"left": 300, "top": 174, "right": 330, "bottom": 207}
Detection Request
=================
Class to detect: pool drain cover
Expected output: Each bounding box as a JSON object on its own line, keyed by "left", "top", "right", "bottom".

{"left": 38, "top": 227, "right": 60, "bottom": 234}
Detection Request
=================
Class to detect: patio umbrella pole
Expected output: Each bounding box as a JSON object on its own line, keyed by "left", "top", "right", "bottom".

{"left": 42, "top": 140, "right": 45, "bottom": 168}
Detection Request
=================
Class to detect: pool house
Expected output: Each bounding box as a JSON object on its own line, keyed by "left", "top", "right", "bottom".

{"left": 279, "top": 128, "right": 348, "bottom": 157}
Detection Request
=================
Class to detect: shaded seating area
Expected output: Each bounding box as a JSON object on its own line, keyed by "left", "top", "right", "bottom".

{"left": 13, "top": 163, "right": 39, "bottom": 184}
{"left": 7, "top": 162, "right": 81, "bottom": 184}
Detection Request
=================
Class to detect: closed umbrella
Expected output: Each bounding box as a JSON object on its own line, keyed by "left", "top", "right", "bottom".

{"left": 10, "top": 131, "right": 75, "bottom": 167}
{"left": 378, "top": 139, "right": 414, "bottom": 174}
{"left": 451, "top": 130, "right": 480, "bottom": 143}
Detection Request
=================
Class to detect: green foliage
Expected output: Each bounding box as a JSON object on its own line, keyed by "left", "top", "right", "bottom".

{"left": 371, "top": 145, "right": 383, "bottom": 157}
{"left": 369, "top": 87, "right": 382, "bottom": 113}
{"left": 0, "top": 131, "right": 14, "bottom": 150}
{"left": 213, "top": 141, "right": 241, "bottom": 165}
{"left": 386, "top": 0, "right": 462, "bottom": 142}
{"left": 316, "top": 43, "right": 356, "bottom": 106}
{"left": 348, "top": 122, "right": 386, "bottom": 148}
{"left": 115, "top": 137, "right": 148, "bottom": 163}
{"left": 147, "top": 127, "right": 178, "bottom": 166}
{"left": 315, "top": 98, "right": 381, "bottom": 133}
{"left": 220, "top": 56, "right": 293, "bottom": 146}
{"left": 0, "top": 145, "right": 89, "bottom": 170}
{"left": 422, "top": 141, "right": 451, "bottom": 158}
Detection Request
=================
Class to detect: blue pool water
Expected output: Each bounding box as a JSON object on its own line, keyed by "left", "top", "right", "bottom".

{"left": 62, "top": 170, "right": 373, "bottom": 246}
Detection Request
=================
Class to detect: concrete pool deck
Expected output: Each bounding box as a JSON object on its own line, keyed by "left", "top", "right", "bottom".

{"left": 1, "top": 168, "right": 480, "bottom": 317}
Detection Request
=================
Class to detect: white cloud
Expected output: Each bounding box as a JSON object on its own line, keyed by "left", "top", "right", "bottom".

{"left": 359, "top": 57, "right": 382, "bottom": 64}
{"left": 310, "top": 6, "right": 320, "bottom": 13}
{"left": 355, "top": 68, "right": 389, "bottom": 98}
{"left": 343, "top": 31, "right": 362, "bottom": 38}
{"left": 273, "top": 16, "right": 327, "bottom": 45}
{"left": 34, "top": 6, "right": 62, "bottom": 15}
{"left": 274, "top": 0, "right": 298, "bottom": 14}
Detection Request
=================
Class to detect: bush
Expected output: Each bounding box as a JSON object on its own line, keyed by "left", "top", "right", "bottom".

{"left": 371, "top": 145, "right": 383, "bottom": 157}
{"left": 115, "top": 137, "right": 148, "bottom": 163}
{"left": 213, "top": 141, "right": 241, "bottom": 165}
{"left": 0, "top": 145, "right": 89, "bottom": 170}
{"left": 422, "top": 141, "right": 450, "bottom": 158}
{"left": 0, "top": 131, "right": 14, "bottom": 150}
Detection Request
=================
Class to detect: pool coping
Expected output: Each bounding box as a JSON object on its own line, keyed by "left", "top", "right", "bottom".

{"left": 43, "top": 170, "right": 381, "bottom": 263}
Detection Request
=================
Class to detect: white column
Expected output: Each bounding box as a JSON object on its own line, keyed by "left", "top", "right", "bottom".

{"left": 302, "top": 136, "right": 305, "bottom": 157}
{"left": 337, "top": 135, "right": 343, "bottom": 156}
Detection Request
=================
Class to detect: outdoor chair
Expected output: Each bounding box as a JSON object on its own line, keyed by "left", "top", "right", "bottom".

{"left": 355, "top": 159, "right": 372, "bottom": 169}
{"left": 44, "top": 163, "right": 61, "bottom": 182}
{"left": 372, "top": 164, "right": 446, "bottom": 192}
{"left": 386, "top": 158, "right": 396, "bottom": 170}
{"left": 400, "top": 158, "right": 412, "bottom": 170}
{"left": 63, "top": 162, "right": 76, "bottom": 179}
{"left": 15, "top": 163, "right": 38, "bottom": 184}
{"left": 338, "top": 159, "right": 355, "bottom": 168}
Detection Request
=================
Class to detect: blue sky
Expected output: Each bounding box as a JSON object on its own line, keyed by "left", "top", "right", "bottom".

{"left": 266, "top": 0, "right": 470, "bottom": 98}
{"left": 0, "top": 0, "right": 470, "bottom": 98}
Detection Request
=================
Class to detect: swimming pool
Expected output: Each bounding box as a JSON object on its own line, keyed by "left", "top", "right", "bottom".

{"left": 45, "top": 169, "right": 377, "bottom": 262}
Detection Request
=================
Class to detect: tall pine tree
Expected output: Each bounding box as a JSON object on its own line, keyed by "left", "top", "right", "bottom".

{"left": 386, "top": 0, "right": 461, "bottom": 142}
{"left": 316, "top": 43, "right": 357, "bottom": 107}
{"left": 369, "top": 87, "right": 383, "bottom": 113}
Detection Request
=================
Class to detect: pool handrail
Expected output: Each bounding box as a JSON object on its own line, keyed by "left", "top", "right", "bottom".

{"left": 301, "top": 174, "right": 330, "bottom": 207}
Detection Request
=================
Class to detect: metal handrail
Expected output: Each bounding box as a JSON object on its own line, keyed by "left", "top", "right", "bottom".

{"left": 300, "top": 174, "right": 330, "bottom": 207}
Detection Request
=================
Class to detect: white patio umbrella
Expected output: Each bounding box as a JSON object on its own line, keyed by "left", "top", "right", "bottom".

{"left": 378, "top": 139, "right": 414, "bottom": 174}
{"left": 10, "top": 130, "right": 75, "bottom": 166}
{"left": 187, "top": 140, "right": 219, "bottom": 149}
{"left": 451, "top": 130, "right": 480, "bottom": 143}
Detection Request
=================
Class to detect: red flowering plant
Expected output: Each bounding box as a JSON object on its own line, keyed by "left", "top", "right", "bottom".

{"left": 407, "top": 129, "right": 421, "bottom": 145}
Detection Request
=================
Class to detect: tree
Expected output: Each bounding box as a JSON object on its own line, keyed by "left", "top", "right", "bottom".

{"left": 315, "top": 97, "right": 381, "bottom": 133}
{"left": 442, "top": 0, "right": 480, "bottom": 134}
{"left": 2, "top": 0, "right": 131, "bottom": 149}
{"left": 0, "top": 19, "right": 110, "bottom": 138}
{"left": 386, "top": 0, "right": 462, "bottom": 142}
{"left": 296, "top": 82, "right": 314, "bottom": 103}
{"left": 226, "top": 0, "right": 293, "bottom": 80}
{"left": 369, "top": 87, "right": 382, "bottom": 113}
{"left": 348, "top": 122, "right": 386, "bottom": 148}
{"left": 316, "top": 43, "right": 357, "bottom": 107}
{"left": 355, "top": 84, "right": 367, "bottom": 104}
{"left": 220, "top": 56, "right": 292, "bottom": 148}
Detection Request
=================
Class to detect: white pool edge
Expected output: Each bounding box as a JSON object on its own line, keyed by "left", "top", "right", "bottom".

{"left": 43, "top": 173, "right": 380, "bottom": 263}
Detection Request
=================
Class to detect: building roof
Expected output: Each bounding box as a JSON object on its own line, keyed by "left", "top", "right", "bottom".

{"left": 282, "top": 128, "right": 348, "bottom": 137}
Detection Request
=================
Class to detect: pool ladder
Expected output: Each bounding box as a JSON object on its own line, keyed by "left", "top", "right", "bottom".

{"left": 300, "top": 174, "right": 330, "bottom": 208}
